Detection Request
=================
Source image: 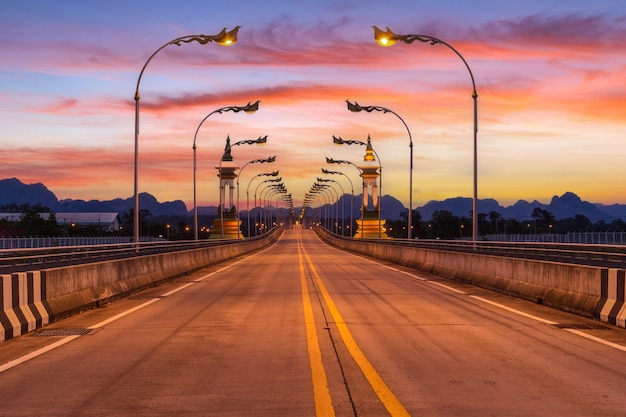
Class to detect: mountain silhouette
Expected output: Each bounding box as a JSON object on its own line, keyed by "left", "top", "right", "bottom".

{"left": 0, "top": 178, "right": 187, "bottom": 216}
{"left": 1, "top": 178, "right": 625, "bottom": 221}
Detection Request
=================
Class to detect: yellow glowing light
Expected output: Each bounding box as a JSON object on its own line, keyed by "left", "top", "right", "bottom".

{"left": 373, "top": 25, "right": 397, "bottom": 47}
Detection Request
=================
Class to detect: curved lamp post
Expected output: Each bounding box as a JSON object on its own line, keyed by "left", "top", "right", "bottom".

{"left": 322, "top": 168, "right": 354, "bottom": 236}
{"left": 269, "top": 188, "right": 289, "bottom": 230}
{"left": 133, "top": 26, "right": 240, "bottom": 244}
{"left": 314, "top": 182, "right": 338, "bottom": 232}
{"left": 332, "top": 134, "right": 383, "bottom": 238}
{"left": 373, "top": 25, "right": 478, "bottom": 242}
{"left": 304, "top": 192, "right": 324, "bottom": 227}
{"left": 263, "top": 184, "right": 286, "bottom": 232}
{"left": 192, "top": 100, "right": 259, "bottom": 240}
{"left": 326, "top": 157, "right": 363, "bottom": 237}
{"left": 311, "top": 183, "right": 334, "bottom": 231}
{"left": 236, "top": 156, "right": 275, "bottom": 238}
{"left": 346, "top": 99, "right": 414, "bottom": 239}
{"left": 246, "top": 171, "right": 279, "bottom": 237}
{"left": 254, "top": 178, "right": 282, "bottom": 234}
{"left": 317, "top": 177, "right": 345, "bottom": 234}
{"left": 309, "top": 185, "right": 329, "bottom": 230}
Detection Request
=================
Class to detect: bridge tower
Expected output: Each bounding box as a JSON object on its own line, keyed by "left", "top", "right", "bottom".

{"left": 209, "top": 136, "right": 243, "bottom": 239}
{"left": 355, "top": 135, "right": 389, "bottom": 239}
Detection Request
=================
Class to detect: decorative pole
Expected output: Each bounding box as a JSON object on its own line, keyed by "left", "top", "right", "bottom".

{"left": 133, "top": 27, "right": 240, "bottom": 243}
{"left": 373, "top": 25, "right": 478, "bottom": 242}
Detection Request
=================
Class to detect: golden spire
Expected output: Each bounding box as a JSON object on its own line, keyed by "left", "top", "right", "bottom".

{"left": 363, "top": 134, "right": 376, "bottom": 162}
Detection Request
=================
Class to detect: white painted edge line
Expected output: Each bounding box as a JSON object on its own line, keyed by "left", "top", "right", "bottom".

{"left": 563, "top": 328, "right": 626, "bottom": 352}
{"left": 0, "top": 335, "right": 81, "bottom": 373}
{"left": 0, "top": 238, "right": 281, "bottom": 374}
{"left": 87, "top": 298, "right": 162, "bottom": 329}
{"left": 469, "top": 295, "right": 558, "bottom": 325}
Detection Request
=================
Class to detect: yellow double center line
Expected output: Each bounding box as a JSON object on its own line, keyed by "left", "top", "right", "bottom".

{"left": 297, "top": 230, "right": 410, "bottom": 417}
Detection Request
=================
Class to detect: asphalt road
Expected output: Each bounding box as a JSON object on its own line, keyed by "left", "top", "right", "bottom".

{"left": 1, "top": 228, "right": 626, "bottom": 416}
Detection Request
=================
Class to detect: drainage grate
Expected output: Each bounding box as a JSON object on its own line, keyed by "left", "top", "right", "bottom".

{"left": 35, "top": 328, "right": 92, "bottom": 337}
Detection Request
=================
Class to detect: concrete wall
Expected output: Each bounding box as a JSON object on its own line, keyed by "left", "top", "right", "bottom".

{"left": 317, "top": 229, "right": 626, "bottom": 328}
{"left": 1, "top": 229, "right": 282, "bottom": 341}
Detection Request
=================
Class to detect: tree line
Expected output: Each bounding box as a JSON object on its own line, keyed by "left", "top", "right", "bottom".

{"left": 0, "top": 204, "right": 203, "bottom": 240}
{"left": 385, "top": 207, "right": 626, "bottom": 239}
{"left": 2, "top": 203, "right": 625, "bottom": 240}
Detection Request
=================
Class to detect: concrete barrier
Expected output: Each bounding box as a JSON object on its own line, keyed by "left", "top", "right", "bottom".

{"left": 317, "top": 229, "right": 626, "bottom": 328}
{"left": 1, "top": 229, "right": 282, "bottom": 341}
{"left": 1, "top": 271, "right": 51, "bottom": 341}
{"left": 596, "top": 269, "right": 626, "bottom": 327}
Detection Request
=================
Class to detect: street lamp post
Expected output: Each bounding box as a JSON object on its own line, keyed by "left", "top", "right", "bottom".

{"left": 312, "top": 183, "right": 335, "bottom": 231}
{"left": 192, "top": 101, "right": 259, "bottom": 240}
{"left": 246, "top": 172, "right": 279, "bottom": 237}
{"left": 322, "top": 168, "right": 354, "bottom": 237}
{"left": 306, "top": 193, "right": 324, "bottom": 227}
{"left": 373, "top": 25, "right": 478, "bottom": 242}
{"left": 326, "top": 157, "right": 362, "bottom": 237}
{"left": 346, "top": 100, "right": 414, "bottom": 239}
{"left": 253, "top": 178, "right": 282, "bottom": 235}
{"left": 270, "top": 189, "right": 289, "bottom": 229}
{"left": 236, "top": 156, "right": 275, "bottom": 238}
{"left": 133, "top": 27, "right": 240, "bottom": 244}
{"left": 263, "top": 184, "right": 286, "bottom": 232}
{"left": 309, "top": 185, "right": 329, "bottom": 230}
{"left": 316, "top": 183, "right": 338, "bottom": 232}
{"left": 317, "top": 177, "right": 345, "bottom": 235}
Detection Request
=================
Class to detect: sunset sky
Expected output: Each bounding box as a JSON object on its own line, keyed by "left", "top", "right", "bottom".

{"left": 1, "top": 0, "right": 625, "bottom": 212}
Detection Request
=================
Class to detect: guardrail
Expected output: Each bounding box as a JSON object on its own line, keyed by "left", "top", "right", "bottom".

{"left": 0, "top": 236, "right": 132, "bottom": 249}
{"left": 349, "top": 236, "right": 626, "bottom": 269}
{"left": 0, "top": 235, "right": 272, "bottom": 275}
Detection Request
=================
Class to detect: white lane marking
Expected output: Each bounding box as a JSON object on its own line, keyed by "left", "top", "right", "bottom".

{"left": 88, "top": 298, "right": 162, "bottom": 329}
{"left": 429, "top": 280, "right": 467, "bottom": 295}
{"left": 0, "top": 238, "right": 282, "bottom": 373}
{"left": 469, "top": 295, "right": 558, "bottom": 325}
{"left": 0, "top": 335, "right": 81, "bottom": 374}
{"left": 564, "top": 328, "right": 626, "bottom": 352}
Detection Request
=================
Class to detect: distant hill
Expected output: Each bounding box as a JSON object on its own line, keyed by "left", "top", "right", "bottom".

{"left": 0, "top": 178, "right": 58, "bottom": 208}
{"left": 0, "top": 178, "right": 188, "bottom": 216}
{"left": 1, "top": 178, "right": 625, "bottom": 222}
{"left": 418, "top": 191, "right": 626, "bottom": 222}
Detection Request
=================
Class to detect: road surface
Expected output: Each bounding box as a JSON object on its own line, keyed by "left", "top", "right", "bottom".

{"left": 1, "top": 228, "right": 625, "bottom": 416}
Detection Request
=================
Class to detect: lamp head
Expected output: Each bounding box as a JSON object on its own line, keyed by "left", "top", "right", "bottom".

{"left": 373, "top": 25, "right": 398, "bottom": 47}
{"left": 332, "top": 135, "right": 345, "bottom": 145}
{"left": 214, "top": 26, "right": 241, "bottom": 46}
{"left": 266, "top": 155, "right": 276, "bottom": 163}
{"left": 243, "top": 100, "right": 260, "bottom": 114}
{"left": 346, "top": 100, "right": 363, "bottom": 113}
{"left": 255, "top": 135, "right": 268, "bottom": 146}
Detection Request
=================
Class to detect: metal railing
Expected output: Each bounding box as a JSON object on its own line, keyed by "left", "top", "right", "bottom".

{"left": 0, "top": 230, "right": 279, "bottom": 274}
{"left": 484, "top": 231, "right": 626, "bottom": 245}
{"left": 318, "top": 227, "right": 626, "bottom": 269}
{"left": 0, "top": 236, "right": 132, "bottom": 249}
